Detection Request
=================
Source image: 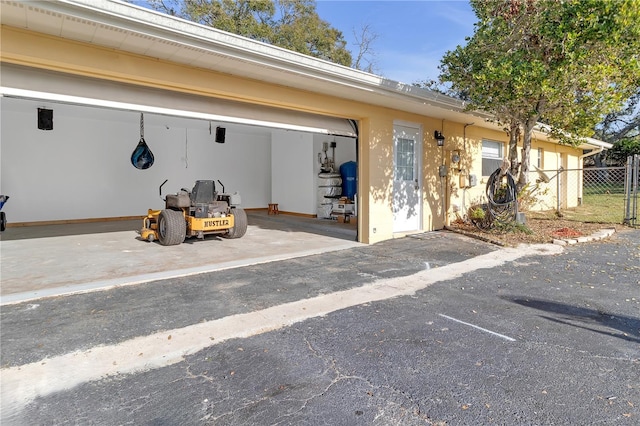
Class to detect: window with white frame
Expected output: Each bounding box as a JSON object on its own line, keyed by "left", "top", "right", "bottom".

{"left": 482, "top": 140, "right": 504, "bottom": 176}
{"left": 537, "top": 148, "right": 544, "bottom": 168}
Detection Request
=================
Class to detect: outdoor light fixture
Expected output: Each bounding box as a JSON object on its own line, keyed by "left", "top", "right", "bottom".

{"left": 434, "top": 130, "right": 445, "bottom": 146}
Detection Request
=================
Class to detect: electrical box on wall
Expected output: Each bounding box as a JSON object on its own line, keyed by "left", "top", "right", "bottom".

{"left": 451, "top": 150, "right": 461, "bottom": 172}
{"left": 459, "top": 174, "right": 478, "bottom": 188}
{"left": 438, "top": 165, "right": 448, "bottom": 177}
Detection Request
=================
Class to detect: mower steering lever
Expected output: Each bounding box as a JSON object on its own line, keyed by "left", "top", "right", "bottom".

{"left": 159, "top": 179, "right": 168, "bottom": 198}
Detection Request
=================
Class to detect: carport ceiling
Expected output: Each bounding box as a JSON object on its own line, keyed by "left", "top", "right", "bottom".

{"left": 0, "top": 0, "right": 497, "bottom": 127}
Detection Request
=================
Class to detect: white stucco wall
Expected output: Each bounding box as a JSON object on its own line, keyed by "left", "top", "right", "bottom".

{"left": 0, "top": 98, "right": 357, "bottom": 223}
{"left": 271, "top": 130, "right": 315, "bottom": 214}
{"left": 0, "top": 98, "right": 272, "bottom": 222}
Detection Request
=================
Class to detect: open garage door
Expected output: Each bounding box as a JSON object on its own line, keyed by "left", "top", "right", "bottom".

{"left": 1, "top": 64, "right": 357, "bottom": 138}
{"left": 0, "top": 64, "right": 358, "bottom": 239}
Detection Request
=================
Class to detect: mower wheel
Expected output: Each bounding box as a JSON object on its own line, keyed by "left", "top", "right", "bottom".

{"left": 158, "top": 209, "right": 186, "bottom": 246}
{"left": 224, "top": 208, "right": 247, "bottom": 239}
{"left": 0, "top": 211, "right": 5, "bottom": 232}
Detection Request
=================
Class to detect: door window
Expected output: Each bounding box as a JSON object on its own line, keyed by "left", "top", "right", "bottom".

{"left": 395, "top": 137, "right": 415, "bottom": 181}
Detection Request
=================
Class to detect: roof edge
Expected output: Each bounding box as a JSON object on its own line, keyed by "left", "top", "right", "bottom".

{"left": 47, "top": 0, "right": 471, "bottom": 113}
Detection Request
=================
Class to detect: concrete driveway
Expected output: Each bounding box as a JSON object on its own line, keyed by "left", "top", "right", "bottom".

{"left": 0, "top": 211, "right": 360, "bottom": 304}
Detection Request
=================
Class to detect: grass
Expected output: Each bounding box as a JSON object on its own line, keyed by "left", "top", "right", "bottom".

{"left": 583, "top": 184, "right": 625, "bottom": 196}
{"left": 529, "top": 192, "right": 627, "bottom": 224}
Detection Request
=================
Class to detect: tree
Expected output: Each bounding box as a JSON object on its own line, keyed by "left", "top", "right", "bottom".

{"left": 593, "top": 90, "right": 640, "bottom": 166}
{"left": 439, "top": 0, "right": 640, "bottom": 189}
{"left": 351, "top": 24, "right": 379, "bottom": 73}
{"left": 272, "top": 0, "right": 351, "bottom": 66}
{"left": 146, "top": 0, "right": 352, "bottom": 66}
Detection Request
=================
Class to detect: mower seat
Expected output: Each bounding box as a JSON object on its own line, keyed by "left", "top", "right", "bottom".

{"left": 190, "top": 180, "right": 218, "bottom": 204}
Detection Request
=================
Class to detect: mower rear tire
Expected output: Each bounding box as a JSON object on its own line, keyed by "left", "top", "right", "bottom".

{"left": 224, "top": 208, "right": 247, "bottom": 239}
{"left": 158, "top": 209, "right": 186, "bottom": 246}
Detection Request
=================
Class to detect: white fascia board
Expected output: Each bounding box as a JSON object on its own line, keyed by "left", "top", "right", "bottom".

{"left": 578, "top": 137, "right": 613, "bottom": 150}
{"left": 39, "top": 0, "right": 470, "bottom": 114}
{"left": 50, "top": 0, "right": 382, "bottom": 83}
{"left": 534, "top": 123, "right": 612, "bottom": 150}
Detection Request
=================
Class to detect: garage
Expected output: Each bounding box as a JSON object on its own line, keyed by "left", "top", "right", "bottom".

{"left": 1, "top": 64, "right": 359, "bottom": 239}
{"left": 3, "top": 0, "right": 503, "bottom": 248}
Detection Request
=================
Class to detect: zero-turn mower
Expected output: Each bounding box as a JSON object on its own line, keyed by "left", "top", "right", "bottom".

{"left": 140, "top": 180, "right": 247, "bottom": 245}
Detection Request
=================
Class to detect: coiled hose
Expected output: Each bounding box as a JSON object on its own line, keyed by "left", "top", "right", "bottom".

{"left": 471, "top": 168, "right": 518, "bottom": 231}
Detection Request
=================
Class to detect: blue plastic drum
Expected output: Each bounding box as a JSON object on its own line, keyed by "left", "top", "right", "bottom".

{"left": 339, "top": 161, "right": 357, "bottom": 199}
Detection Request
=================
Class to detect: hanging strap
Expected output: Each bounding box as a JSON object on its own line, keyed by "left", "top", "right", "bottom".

{"left": 140, "top": 113, "right": 144, "bottom": 139}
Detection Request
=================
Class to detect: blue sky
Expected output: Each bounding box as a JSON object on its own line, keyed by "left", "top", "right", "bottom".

{"left": 134, "top": 0, "right": 477, "bottom": 85}
{"left": 315, "top": 1, "right": 477, "bottom": 84}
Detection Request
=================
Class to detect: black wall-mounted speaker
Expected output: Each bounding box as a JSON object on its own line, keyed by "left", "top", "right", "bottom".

{"left": 38, "top": 108, "right": 53, "bottom": 130}
{"left": 215, "top": 126, "right": 226, "bottom": 143}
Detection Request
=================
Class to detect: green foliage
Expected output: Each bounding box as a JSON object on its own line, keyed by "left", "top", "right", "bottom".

{"left": 468, "top": 205, "right": 486, "bottom": 220}
{"left": 608, "top": 137, "right": 640, "bottom": 164}
{"left": 439, "top": 0, "right": 640, "bottom": 186}
{"left": 146, "top": 0, "right": 352, "bottom": 66}
{"left": 271, "top": 0, "right": 351, "bottom": 65}
{"left": 594, "top": 89, "right": 640, "bottom": 165}
{"left": 493, "top": 220, "right": 533, "bottom": 235}
{"left": 516, "top": 181, "right": 551, "bottom": 212}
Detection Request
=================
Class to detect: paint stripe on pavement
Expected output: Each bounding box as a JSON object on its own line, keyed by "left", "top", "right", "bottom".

{"left": 0, "top": 243, "right": 562, "bottom": 422}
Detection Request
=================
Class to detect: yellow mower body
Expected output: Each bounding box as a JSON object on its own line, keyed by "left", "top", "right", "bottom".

{"left": 140, "top": 180, "right": 247, "bottom": 246}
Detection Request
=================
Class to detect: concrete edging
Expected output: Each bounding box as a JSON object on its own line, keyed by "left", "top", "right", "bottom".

{"left": 552, "top": 228, "right": 616, "bottom": 246}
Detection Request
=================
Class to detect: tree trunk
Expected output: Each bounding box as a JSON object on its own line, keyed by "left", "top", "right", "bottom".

{"left": 594, "top": 151, "right": 606, "bottom": 167}
{"left": 518, "top": 119, "right": 537, "bottom": 191}
{"left": 508, "top": 120, "right": 521, "bottom": 178}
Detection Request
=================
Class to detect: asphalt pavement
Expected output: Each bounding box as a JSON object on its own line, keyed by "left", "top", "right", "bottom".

{"left": 1, "top": 226, "right": 639, "bottom": 425}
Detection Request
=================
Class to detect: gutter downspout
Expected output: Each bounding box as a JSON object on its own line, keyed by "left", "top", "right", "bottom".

{"left": 440, "top": 120, "right": 447, "bottom": 227}
{"left": 579, "top": 147, "right": 604, "bottom": 161}
{"left": 461, "top": 123, "right": 474, "bottom": 219}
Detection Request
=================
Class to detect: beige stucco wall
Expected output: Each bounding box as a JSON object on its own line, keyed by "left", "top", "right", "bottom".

{"left": 441, "top": 128, "right": 587, "bottom": 221}
{"left": 1, "top": 26, "right": 587, "bottom": 244}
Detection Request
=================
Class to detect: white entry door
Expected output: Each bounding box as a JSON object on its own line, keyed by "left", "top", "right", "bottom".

{"left": 393, "top": 124, "right": 422, "bottom": 232}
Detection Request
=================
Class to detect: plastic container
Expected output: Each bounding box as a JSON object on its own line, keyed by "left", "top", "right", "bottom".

{"left": 317, "top": 185, "right": 342, "bottom": 202}
{"left": 317, "top": 203, "right": 333, "bottom": 219}
{"left": 317, "top": 173, "right": 342, "bottom": 219}
{"left": 318, "top": 172, "right": 342, "bottom": 187}
{"left": 339, "top": 161, "right": 357, "bottom": 199}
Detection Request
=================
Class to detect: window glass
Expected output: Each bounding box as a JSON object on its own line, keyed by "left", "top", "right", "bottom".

{"left": 395, "top": 137, "right": 415, "bottom": 181}
{"left": 482, "top": 140, "right": 503, "bottom": 176}
{"left": 537, "top": 148, "right": 544, "bottom": 168}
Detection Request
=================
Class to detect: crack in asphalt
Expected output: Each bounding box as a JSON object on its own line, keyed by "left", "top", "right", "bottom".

{"left": 1, "top": 244, "right": 564, "bottom": 423}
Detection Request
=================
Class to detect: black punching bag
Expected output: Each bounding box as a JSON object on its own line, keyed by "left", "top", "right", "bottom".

{"left": 131, "top": 113, "right": 154, "bottom": 170}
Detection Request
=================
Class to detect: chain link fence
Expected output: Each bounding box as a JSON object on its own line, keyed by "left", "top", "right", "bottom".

{"left": 526, "top": 156, "right": 638, "bottom": 226}
{"left": 624, "top": 155, "right": 639, "bottom": 227}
